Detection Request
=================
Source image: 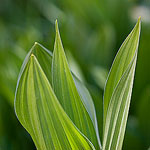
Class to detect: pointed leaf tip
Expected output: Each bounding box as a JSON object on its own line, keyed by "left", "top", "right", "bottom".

{"left": 54, "top": 19, "right": 64, "bottom": 54}
{"left": 55, "top": 19, "right": 59, "bottom": 34}
{"left": 136, "top": 17, "right": 141, "bottom": 31}
{"left": 138, "top": 16, "right": 141, "bottom": 21}
{"left": 34, "top": 42, "right": 38, "bottom": 45}
{"left": 31, "top": 54, "right": 35, "bottom": 57}
{"left": 55, "top": 19, "right": 58, "bottom": 25}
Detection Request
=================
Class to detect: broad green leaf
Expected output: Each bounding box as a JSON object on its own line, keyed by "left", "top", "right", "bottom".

{"left": 102, "top": 18, "right": 141, "bottom": 150}
{"left": 15, "top": 54, "right": 95, "bottom": 150}
{"left": 18, "top": 38, "right": 101, "bottom": 149}
{"left": 52, "top": 21, "right": 101, "bottom": 149}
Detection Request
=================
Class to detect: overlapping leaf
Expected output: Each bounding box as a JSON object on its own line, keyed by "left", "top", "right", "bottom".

{"left": 15, "top": 54, "right": 96, "bottom": 150}
{"left": 52, "top": 21, "right": 101, "bottom": 149}
{"left": 102, "top": 18, "right": 141, "bottom": 150}
{"left": 14, "top": 22, "right": 102, "bottom": 149}
{"left": 18, "top": 42, "right": 52, "bottom": 84}
{"left": 14, "top": 18, "right": 141, "bottom": 150}
{"left": 73, "top": 74, "right": 101, "bottom": 146}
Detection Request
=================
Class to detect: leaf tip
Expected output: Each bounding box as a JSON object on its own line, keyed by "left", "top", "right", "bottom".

{"left": 34, "top": 42, "right": 39, "bottom": 46}
{"left": 54, "top": 19, "right": 64, "bottom": 53}
{"left": 137, "top": 16, "right": 141, "bottom": 27}
{"left": 55, "top": 19, "right": 59, "bottom": 34}
{"left": 30, "top": 54, "right": 37, "bottom": 63}
{"left": 33, "top": 42, "right": 40, "bottom": 49}
{"left": 137, "top": 16, "right": 141, "bottom": 35}
{"left": 138, "top": 16, "right": 141, "bottom": 22}
{"left": 133, "top": 17, "right": 141, "bottom": 35}
{"left": 31, "top": 53, "right": 35, "bottom": 58}
{"left": 55, "top": 19, "right": 58, "bottom": 25}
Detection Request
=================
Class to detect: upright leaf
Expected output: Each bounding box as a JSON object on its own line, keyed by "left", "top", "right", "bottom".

{"left": 52, "top": 21, "right": 101, "bottom": 149}
{"left": 15, "top": 54, "right": 95, "bottom": 150}
{"left": 17, "top": 38, "right": 101, "bottom": 149}
{"left": 102, "top": 18, "right": 141, "bottom": 150}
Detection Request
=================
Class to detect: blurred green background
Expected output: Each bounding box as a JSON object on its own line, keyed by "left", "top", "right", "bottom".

{"left": 0, "top": 0, "right": 150, "bottom": 149}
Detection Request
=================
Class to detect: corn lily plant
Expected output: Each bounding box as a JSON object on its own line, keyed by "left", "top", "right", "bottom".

{"left": 14, "top": 18, "right": 141, "bottom": 150}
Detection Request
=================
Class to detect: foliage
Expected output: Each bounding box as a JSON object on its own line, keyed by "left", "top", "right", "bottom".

{"left": 14, "top": 18, "right": 140, "bottom": 150}
{"left": 0, "top": 0, "right": 150, "bottom": 150}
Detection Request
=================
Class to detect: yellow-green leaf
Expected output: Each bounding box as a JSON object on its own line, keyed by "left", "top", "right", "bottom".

{"left": 19, "top": 42, "right": 52, "bottom": 84}
{"left": 15, "top": 54, "right": 95, "bottom": 150}
{"left": 102, "top": 18, "right": 141, "bottom": 150}
{"left": 52, "top": 20, "right": 101, "bottom": 149}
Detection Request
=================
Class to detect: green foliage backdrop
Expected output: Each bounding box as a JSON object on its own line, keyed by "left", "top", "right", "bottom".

{"left": 0, "top": 0, "right": 149, "bottom": 149}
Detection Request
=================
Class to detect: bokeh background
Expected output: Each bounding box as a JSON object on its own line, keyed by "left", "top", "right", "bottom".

{"left": 0, "top": 0, "right": 150, "bottom": 149}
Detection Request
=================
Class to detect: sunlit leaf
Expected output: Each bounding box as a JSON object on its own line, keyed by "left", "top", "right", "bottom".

{"left": 52, "top": 20, "right": 101, "bottom": 149}
{"left": 73, "top": 75, "right": 101, "bottom": 146}
{"left": 18, "top": 42, "right": 52, "bottom": 84}
{"left": 102, "top": 18, "right": 141, "bottom": 150}
{"left": 15, "top": 54, "right": 95, "bottom": 150}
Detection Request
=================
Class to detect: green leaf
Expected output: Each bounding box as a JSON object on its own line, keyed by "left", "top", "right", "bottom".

{"left": 73, "top": 75, "right": 101, "bottom": 147}
{"left": 102, "top": 18, "right": 141, "bottom": 150}
{"left": 19, "top": 42, "right": 53, "bottom": 84}
{"left": 52, "top": 20, "right": 101, "bottom": 149}
{"left": 15, "top": 54, "right": 95, "bottom": 150}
